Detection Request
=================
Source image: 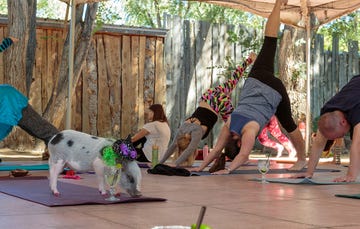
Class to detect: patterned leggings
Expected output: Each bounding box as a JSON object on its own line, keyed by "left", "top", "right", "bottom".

{"left": 201, "top": 55, "right": 254, "bottom": 122}
{"left": 257, "top": 116, "right": 296, "bottom": 157}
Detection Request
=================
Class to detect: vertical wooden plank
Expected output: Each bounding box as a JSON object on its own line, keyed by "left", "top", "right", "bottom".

{"left": 338, "top": 53, "right": 347, "bottom": 90}
{"left": 331, "top": 35, "right": 339, "bottom": 95}
{"left": 96, "top": 34, "right": 111, "bottom": 137}
{"left": 154, "top": 37, "right": 165, "bottom": 106}
{"left": 144, "top": 37, "right": 155, "bottom": 108}
{"left": 181, "top": 17, "right": 190, "bottom": 120}
{"left": 121, "top": 35, "right": 133, "bottom": 137}
{"left": 137, "top": 36, "right": 146, "bottom": 129}
{"left": 104, "top": 35, "right": 122, "bottom": 138}
{"left": 131, "top": 35, "right": 140, "bottom": 134}
{"left": 311, "top": 34, "right": 323, "bottom": 119}
{"left": 348, "top": 40, "right": 359, "bottom": 78}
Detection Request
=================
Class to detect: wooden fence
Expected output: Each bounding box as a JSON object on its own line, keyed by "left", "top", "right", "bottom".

{"left": 0, "top": 18, "right": 167, "bottom": 149}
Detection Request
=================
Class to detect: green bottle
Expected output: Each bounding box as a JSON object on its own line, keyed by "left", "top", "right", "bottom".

{"left": 152, "top": 143, "right": 159, "bottom": 168}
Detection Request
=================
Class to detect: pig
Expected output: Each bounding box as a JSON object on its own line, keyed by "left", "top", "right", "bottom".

{"left": 47, "top": 129, "right": 142, "bottom": 197}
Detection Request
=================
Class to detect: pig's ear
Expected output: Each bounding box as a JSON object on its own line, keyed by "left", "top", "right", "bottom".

{"left": 126, "top": 134, "right": 131, "bottom": 142}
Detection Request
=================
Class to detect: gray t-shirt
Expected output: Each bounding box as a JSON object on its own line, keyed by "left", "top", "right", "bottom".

{"left": 232, "top": 78, "right": 282, "bottom": 131}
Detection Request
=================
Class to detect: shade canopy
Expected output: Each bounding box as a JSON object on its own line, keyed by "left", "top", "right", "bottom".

{"left": 195, "top": 0, "right": 360, "bottom": 29}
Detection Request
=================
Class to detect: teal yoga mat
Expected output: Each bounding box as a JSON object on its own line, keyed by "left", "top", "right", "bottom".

{"left": 0, "top": 162, "right": 49, "bottom": 171}
{"left": 335, "top": 193, "right": 360, "bottom": 199}
{"left": 249, "top": 177, "right": 358, "bottom": 185}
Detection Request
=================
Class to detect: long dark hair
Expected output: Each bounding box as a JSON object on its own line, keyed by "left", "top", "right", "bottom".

{"left": 149, "top": 104, "right": 168, "bottom": 123}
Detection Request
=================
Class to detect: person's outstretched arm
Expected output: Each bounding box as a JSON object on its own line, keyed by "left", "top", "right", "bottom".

{"left": 0, "top": 37, "right": 16, "bottom": 52}
{"left": 191, "top": 122, "right": 232, "bottom": 172}
{"left": 334, "top": 123, "right": 360, "bottom": 182}
{"left": 213, "top": 121, "right": 259, "bottom": 175}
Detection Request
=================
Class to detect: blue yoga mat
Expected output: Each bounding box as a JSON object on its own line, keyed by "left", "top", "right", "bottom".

{"left": 0, "top": 162, "right": 49, "bottom": 171}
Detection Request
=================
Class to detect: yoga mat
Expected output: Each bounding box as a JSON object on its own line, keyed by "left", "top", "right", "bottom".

{"left": 138, "top": 163, "right": 151, "bottom": 168}
{"left": 0, "top": 176, "right": 166, "bottom": 207}
{"left": 335, "top": 193, "right": 360, "bottom": 199}
{"left": 249, "top": 177, "right": 357, "bottom": 185}
{"left": 191, "top": 168, "right": 340, "bottom": 176}
{"left": 0, "top": 162, "right": 49, "bottom": 171}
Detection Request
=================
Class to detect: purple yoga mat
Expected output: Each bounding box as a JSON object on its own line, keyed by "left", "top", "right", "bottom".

{"left": 0, "top": 176, "right": 166, "bottom": 207}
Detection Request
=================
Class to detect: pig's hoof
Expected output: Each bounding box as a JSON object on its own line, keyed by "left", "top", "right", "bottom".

{"left": 53, "top": 192, "right": 60, "bottom": 197}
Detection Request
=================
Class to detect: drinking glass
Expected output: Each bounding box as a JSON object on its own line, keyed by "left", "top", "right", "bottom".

{"left": 104, "top": 166, "right": 121, "bottom": 201}
{"left": 257, "top": 159, "right": 270, "bottom": 184}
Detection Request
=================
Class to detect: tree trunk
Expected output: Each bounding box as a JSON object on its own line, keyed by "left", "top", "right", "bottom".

{"left": 3, "top": 0, "right": 37, "bottom": 150}
{"left": 43, "top": 3, "right": 99, "bottom": 129}
{"left": 279, "top": 26, "right": 307, "bottom": 121}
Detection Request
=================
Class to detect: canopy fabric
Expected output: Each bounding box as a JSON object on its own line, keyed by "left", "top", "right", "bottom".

{"left": 194, "top": 0, "right": 360, "bottom": 29}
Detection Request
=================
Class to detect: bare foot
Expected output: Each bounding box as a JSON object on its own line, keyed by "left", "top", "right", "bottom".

{"left": 287, "top": 160, "right": 307, "bottom": 171}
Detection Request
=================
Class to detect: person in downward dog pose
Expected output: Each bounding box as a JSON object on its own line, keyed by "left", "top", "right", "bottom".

{"left": 191, "top": 0, "right": 306, "bottom": 174}
{"left": 206, "top": 115, "right": 297, "bottom": 173}
{"left": 158, "top": 52, "right": 256, "bottom": 167}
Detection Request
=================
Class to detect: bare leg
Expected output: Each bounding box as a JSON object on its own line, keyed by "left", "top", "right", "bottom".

{"left": 265, "top": 0, "right": 287, "bottom": 37}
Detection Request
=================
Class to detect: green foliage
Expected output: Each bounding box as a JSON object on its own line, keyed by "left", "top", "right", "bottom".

{"left": 96, "top": 1, "right": 122, "bottom": 25}
{"left": 0, "top": 0, "right": 6, "bottom": 15}
{"left": 318, "top": 11, "right": 360, "bottom": 51}
{"left": 122, "top": 0, "right": 265, "bottom": 30}
{"left": 37, "top": 0, "right": 67, "bottom": 20}
{"left": 209, "top": 55, "right": 252, "bottom": 81}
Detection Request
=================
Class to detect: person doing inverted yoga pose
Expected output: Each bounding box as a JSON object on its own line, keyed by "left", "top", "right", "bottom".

{"left": 158, "top": 52, "right": 256, "bottom": 167}
{"left": 294, "top": 74, "right": 360, "bottom": 182}
{"left": 191, "top": 0, "right": 306, "bottom": 174}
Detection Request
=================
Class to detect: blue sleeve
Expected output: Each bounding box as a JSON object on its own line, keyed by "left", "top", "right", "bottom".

{"left": 0, "top": 38, "right": 13, "bottom": 52}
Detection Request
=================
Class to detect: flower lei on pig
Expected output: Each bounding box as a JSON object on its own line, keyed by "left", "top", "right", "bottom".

{"left": 101, "top": 137, "right": 137, "bottom": 169}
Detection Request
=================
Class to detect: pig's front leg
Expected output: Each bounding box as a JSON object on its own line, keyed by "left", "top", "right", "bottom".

{"left": 93, "top": 158, "right": 107, "bottom": 195}
{"left": 49, "top": 159, "right": 65, "bottom": 196}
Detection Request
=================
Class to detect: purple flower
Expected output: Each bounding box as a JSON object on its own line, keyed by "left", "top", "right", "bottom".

{"left": 130, "top": 150, "right": 137, "bottom": 159}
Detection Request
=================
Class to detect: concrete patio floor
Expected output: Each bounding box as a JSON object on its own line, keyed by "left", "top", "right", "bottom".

{"left": 0, "top": 156, "right": 359, "bottom": 229}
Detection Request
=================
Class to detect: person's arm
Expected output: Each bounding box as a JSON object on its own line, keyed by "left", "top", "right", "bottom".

{"left": 191, "top": 122, "right": 232, "bottom": 172}
{"left": 0, "top": 37, "right": 15, "bottom": 52}
{"left": 303, "top": 129, "right": 327, "bottom": 177}
{"left": 334, "top": 123, "right": 360, "bottom": 182}
{"left": 213, "top": 121, "right": 259, "bottom": 175}
{"left": 174, "top": 127, "right": 202, "bottom": 166}
{"left": 131, "top": 128, "right": 149, "bottom": 143}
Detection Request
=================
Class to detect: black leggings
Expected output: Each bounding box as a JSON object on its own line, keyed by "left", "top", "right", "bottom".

{"left": 248, "top": 36, "right": 297, "bottom": 133}
{"left": 17, "top": 105, "right": 59, "bottom": 145}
